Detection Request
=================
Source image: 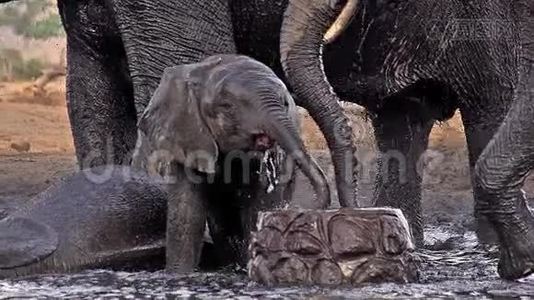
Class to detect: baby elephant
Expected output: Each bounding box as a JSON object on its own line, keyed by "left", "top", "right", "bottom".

{"left": 132, "top": 54, "right": 330, "bottom": 272}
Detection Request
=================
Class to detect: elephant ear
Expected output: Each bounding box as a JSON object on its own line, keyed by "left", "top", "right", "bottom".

{"left": 138, "top": 59, "right": 222, "bottom": 174}
{"left": 0, "top": 217, "right": 58, "bottom": 269}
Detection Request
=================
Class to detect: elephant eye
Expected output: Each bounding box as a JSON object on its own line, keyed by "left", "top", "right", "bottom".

{"left": 216, "top": 89, "right": 236, "bottom": 111}
{"left": 218, "top": 101, "right": 234, "bottom": 110}
{"left": 282, "top": 96, "right": 291, "bottom": 110}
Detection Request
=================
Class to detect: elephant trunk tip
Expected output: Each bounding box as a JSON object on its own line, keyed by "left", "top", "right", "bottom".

{"left": 280, "top": 0, "right": 364, "bottom": 208}
{"left": 264, "top": 113, "right": 332, "bottom": 208}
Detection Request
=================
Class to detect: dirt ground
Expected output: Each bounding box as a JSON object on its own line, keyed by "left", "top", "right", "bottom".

{"left": 0, "top": 81, "right": 76, "bottom": 215}
{"left": 1, "top": 80, "right": 531, "bottom": 229}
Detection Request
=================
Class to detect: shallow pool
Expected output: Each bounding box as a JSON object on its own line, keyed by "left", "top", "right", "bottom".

{"left": 1, "top": 226, "right": 533, "bottom": 299}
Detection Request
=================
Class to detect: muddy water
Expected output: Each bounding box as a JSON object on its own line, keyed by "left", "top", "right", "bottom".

{"left": 1, "top": 227, "right": 533, "bottom": 299}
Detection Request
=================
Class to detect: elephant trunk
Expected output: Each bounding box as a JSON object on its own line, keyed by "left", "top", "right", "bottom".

{"left": 280, "top": 0, "right": 361, "bottom": 207}
{"left": 261, "top": 100, "right": 331, "bottom": 208}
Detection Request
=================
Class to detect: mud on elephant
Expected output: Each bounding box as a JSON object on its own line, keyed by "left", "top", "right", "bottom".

{"left": 131, "top": 55, "right": 330, "bottom": 272}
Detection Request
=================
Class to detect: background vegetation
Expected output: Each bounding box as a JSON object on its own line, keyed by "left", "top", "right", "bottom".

{"left": 0, "top": 0, "right": 63, "bottom": 39}
{"left": 0, "top": 0, "right": 64, "bottom": 80}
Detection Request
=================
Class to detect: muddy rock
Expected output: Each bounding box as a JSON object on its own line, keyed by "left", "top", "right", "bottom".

{"left": 248, "top": 208, "right": 419, "bottom": 286}
{"left": 10, "top": 141, "right": 31, "bottom": 152}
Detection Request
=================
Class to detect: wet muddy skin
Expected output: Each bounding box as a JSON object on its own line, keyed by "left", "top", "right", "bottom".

{"left": 1, "top": 226, "right": 534, "bottom": 299}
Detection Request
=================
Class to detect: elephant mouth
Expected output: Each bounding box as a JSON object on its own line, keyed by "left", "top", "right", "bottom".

{"left": 253, "top": 133, "right": 274, "bottom": 152}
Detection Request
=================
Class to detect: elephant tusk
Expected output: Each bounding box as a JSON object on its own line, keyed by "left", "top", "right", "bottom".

{"left": 323, "top": 0, "right": 359, "bottom": 44}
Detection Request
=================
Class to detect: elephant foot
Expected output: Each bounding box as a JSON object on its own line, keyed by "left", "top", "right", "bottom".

{"left": 474, "top": 215, "right": 499, "bottom": 245}
{"left": 409, "top": 219, "right": 424, "bottom": 249}
{"left": 495, "top": 200, "right": 534, "bottom": 279}
{"left": 248, "top": 208, "right": 419, "bottom": 286}
{"left": 498, "top": 226, "right": 534, "bottom": 279}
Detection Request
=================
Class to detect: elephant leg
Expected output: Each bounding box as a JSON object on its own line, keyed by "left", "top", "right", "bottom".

{"left": 58, "top": 0, "right": 137, "bottom": 167}
{"left": 204, "top": 161, "right": 249, "bottom": 268}
{"left": 206, "top": 189, "right": 287, "bottom": 268}
{"left": 241, "top": 184, "right": 290, "bottom": 251}
{"left": 372, "top": 104, "right": 434, "bottom": 247}
{"left": 460, "top": 108, "right": 509, "bottom": 244}
{"left": 238, "top": 154, "right": 295, "bottom": 265}
{"left": 472, "top": 93, "right": 534, "bottom": 279}
{"left": 206, "top": 188, "right": 245, "bottom": 268}
{"left": 165, "top": 165, "right": 208, "bottom": 273}
{"left": 206, "top": 161, "right": 291, "bottom": 268}
{"left": 205, "top": 190, "right": 266, "bottom": 268}
{"left": 472, "top": 9, "right": 534, "bottom": 279}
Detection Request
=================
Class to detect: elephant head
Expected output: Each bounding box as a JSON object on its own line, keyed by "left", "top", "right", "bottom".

{"left": 280, "top": 0, "right": 361, "bottom": 207}
{"left": 135, "top": 55, "right": 330, "bottom": 207}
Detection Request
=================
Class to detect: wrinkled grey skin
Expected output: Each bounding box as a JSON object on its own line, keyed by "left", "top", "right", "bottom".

{"left": 0, "top": 166, "right": 167, "bottom": 279}
{"left": 131, "top": 55, "right": 330, "bottom": 273}
{"left": 473, "top": 2, "right": 534, "bottom": 280}
{"left": 281, "top": 0, "right": 534, "bottom": 280}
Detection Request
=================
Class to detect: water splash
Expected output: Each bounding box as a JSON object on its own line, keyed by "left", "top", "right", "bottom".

{"left": 259, "top": 146, "right": 284, "bottom": 194}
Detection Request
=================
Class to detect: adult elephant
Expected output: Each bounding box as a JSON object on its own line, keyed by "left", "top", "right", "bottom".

{"left": 474, "top": 1, "right": 534, "bottom": 279}
{"left": 281, "top": 0, "right": 534, "bottom": 280}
